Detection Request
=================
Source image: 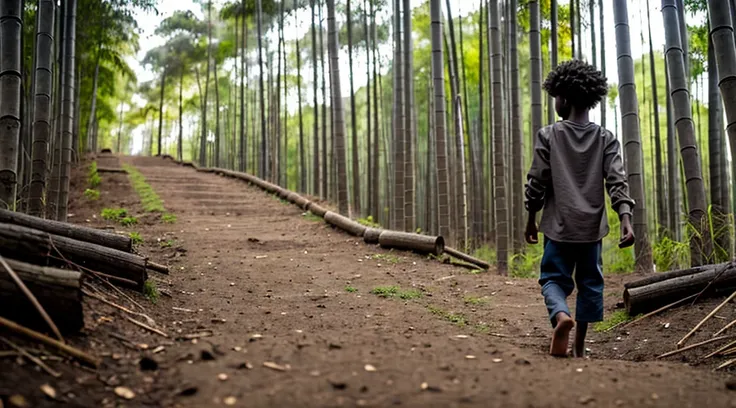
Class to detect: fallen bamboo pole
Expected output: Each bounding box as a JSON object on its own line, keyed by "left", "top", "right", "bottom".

{"left": 0, "top": 208, "right": 132, "bottom": 252}
{"left": 0, "top": 316, "right": 100, "bottom": 367}
{"left": 714, "top": 319, "right": 736, "bottom": 337}
{"left": 444, "top": 247, "right": 490, "bottom": 270}
{"left": 378, "top": 230, "right": 444, "bottom": 256}
{"left": 324, "top": 212, "right": 367, "bottom": 237}
{"left": 363, "top": 228, "right": 382, "bottom": 244}
{"left": 147, "top": 261, "right": 169, "bottom": 275}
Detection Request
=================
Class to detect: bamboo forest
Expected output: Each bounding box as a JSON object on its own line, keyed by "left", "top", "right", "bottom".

{"left": 1, "top": 0, "right": 736, "bottom": 406}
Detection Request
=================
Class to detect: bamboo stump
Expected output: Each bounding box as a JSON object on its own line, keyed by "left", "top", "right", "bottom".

{"left": 0, "top": 208, "right": 132, "bottom": 252}
{"left": 0, "top": 259, "right": 83, "bottom": 334}
{"left": 378, "top": 231, "right": 444, "bottom": 256}
{"left": 624, "top": 262, "right": 736, "bottom": 315}
{"left": 0, "top": 223, "right": 148, "bottom": 291}
{"left": 324, "top": 212, "right": 366, "bottom": 237}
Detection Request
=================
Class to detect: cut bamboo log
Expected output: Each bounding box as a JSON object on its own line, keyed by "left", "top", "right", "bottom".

{"left": 0, "top": 259, "right": 83, "bottom": 334}
{"left": 623, "top": 263, "right": 736, "bottom": 315}
{"left": 286, "top": 192, "right": 310, "bottom": 210}
{"left": 307, "top": 202, "right": 327, "bottom": 217}
{"left": 147, "top": 261, "right": 169, "bottom": 275}
{"left": 0, "top": 316, "right": 100, "bottom": 367}
{"left": 0, "top": 208, "right": 132, "bottom": 252}
{"left": 444, "top": 247, "right": 490, "bottom": 270}
{"left": 624, "top": 264, "right": 715, "bottom": 289}
{"left": 363, "top": 228, "right": 382, "bottom": 244}
{"left": 378, "top": 231, "right": 444, "bottom": 256}
{"left": 0, "top": 223, "right": 147, "bottom": 291}
{"left": 324, "top": 212, "right": 367, "bottom": 237}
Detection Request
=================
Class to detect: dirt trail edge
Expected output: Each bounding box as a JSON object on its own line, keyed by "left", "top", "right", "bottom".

{"left": 3, "top": 156, "right": 732, "bottom": 408}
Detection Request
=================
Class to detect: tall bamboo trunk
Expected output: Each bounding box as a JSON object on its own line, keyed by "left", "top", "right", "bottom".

{"left": 295, "top": 1, "right": 306, "bottom": 193}
{"left": 346, "top": 0, "right": 360, "bottom": 216}
{"left": 0, "top": 0, "right": 23, "bottom": 210}
{"left": 599, "top": 0, "right": 606, "bottom": 128}
{"left": 663, "top": 0, "right": 710, "bottom": 266}
{"left": 199, "top": 2, "right": 212, "bottom": 167}
{"left": 320, "top": 1, "right": 327, "bottom": 199}
{"left": 392, "top": 0, "right": 405, "bottom": 230}
{"left": 707, "top": 0, "right": 736, "bottom": 258}
{"left": 403, "top": 0, "right": 415, "bottom": 231}
{"left": 85, "top": 45, "right": 101, "bottom": 153}
{"left": 256, "top": 0, "right": 267, "bottom": 178}
{"left": 570, "top": 0, "right": 575, "bottom": 58}
{"left": 57, "top": 0, "right": 76, "bottom": 222}
{"left": 239, "top": 8, "right": 246, "bottom": 172}
{"left": 509, "top": 0, "right": 522, "bottom": 252}
{"left": 363, "top": 0, "right": 372, "bottom": 217}
{"left": 548, "top": 0, "right": 558, "bottom": 125}
{"left": 430, "top": 0, "right": 450, "bottom": 240}
{"left": 613, "top": 0, "right": 653, "bottom": 272}
{"left": 492, "top": 0, "right": 508, "bottom": 274}
{"left": 29, "top": 0, "right": 54, "bottom": 217}
{"left": 476, "top": 0, "right": 486, "bottom": 244}
{"left": 157, "top": 69, "right": 166, "bottom": 157}
{"left": 310, "top": 0, "right": 319, "bottom": 195}
{"left": 326, "top": 0, "right": 349, "bottom": 215}
{"left": 371, "top": 0, "right": 380, "bottom": 221}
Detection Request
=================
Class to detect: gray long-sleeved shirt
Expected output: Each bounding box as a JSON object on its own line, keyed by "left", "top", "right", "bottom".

{"left": 525, "top": 121, "right": 634, "bottom": 243}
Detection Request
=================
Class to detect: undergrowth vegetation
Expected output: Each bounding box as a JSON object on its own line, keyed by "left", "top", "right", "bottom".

{"left": 129, "top": 232, "right": 143, "bottom": 246}
{"left": 84, "top": 188, "right": 100, "bottom": 201}
{"left": 101, "top": 207, "right": 138, "bottom": 227}
{"left": 122, "top": 164, "right": 176, "bottom": 224}
{"left": 88, "top": 161, "right": 101, "bottom": 188}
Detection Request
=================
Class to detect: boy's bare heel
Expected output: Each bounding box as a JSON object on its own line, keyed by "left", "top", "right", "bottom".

{"left": 550, "top": 313, "right": 574, "bottom": 357}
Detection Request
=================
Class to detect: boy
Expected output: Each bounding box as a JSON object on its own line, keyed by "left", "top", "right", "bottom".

{"left": 524, "top": 60, "right": 635, "bottom": 358}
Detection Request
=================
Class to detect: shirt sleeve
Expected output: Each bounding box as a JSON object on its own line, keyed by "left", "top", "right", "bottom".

{"left": 603, "top": 131, "right": 635, "bottom": 218}
{"left": 525, "top": 127, "right": 551, "bottom": 213}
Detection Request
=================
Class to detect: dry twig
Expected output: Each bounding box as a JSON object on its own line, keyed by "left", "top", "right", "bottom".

{"left": 703, "top": 339, "right": 736, "bottom": 359}
{"left": 618, "top": 293, "right": 698, "bottom": 331}
{"left": 0, "top": 337, "right": 61, "bottom": 377}
{"left": 658, "top": 335, "right": 736, "bottom": 359}
{"left": 691, "top": 260, "right": 735, "bottom": 306}
{"left": 713, "top": 319, "right": 736, "bottom": 337}
{"left": 0, "top": 316, "right": 99, "bottom": 367}
{"left": 678, "top": 291, "right": 736, "bottom": 347}
{"left": 0, "top": 255, "right": 64, "bottom": 343}
{"left": 82, "top": 288, "right": 156, "bottom": 326}
{"left": 125, "top": 316, "right": 168, "bottom": 338}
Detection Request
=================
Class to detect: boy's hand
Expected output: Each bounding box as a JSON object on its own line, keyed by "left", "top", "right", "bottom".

{"left": 619, "top": 214, "right": 635, "bottom": 248}
{"left": 525, "top": 217, "right": 539, "bottom": 244}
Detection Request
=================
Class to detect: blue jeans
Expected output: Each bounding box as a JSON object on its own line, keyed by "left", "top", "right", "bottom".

{"left": 539, "top": 238, "right": 604, "bottom": 327}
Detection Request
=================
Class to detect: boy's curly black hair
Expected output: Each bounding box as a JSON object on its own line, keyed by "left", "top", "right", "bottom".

{"left": 543, "top": 60, "right": 608, "bottom": 110}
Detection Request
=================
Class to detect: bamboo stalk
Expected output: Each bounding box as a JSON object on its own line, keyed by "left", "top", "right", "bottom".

{"left": 703, "top": 339, "right": 736, "bottom": 359}
{"left": 657, "top": 335, "right": 736, "bottom": 359}
{"left": 713, "top": 319, "right": 736, "bottom": 337}
{"left": 0, "top": 316, "right": 99, "bottom": 367}
{"left": 617, "top": 293, "right": 698, "bottom": 330}
{"left": 147, "top": 261, "right": 169, "bottom": 275}
{"left": 716, "top": 357, "right": 736, "bottom": 370}
{"left": 0, "top": 255, "right": 64, "bottom": 343}
{"left": 0, "top": 337, "right": 61, "bottom": 378}
{"left": 677, "top": 290, "right": 736, "bottom": 347}
{"left": 125, "top": 316, "right": 168, "bottom": 338}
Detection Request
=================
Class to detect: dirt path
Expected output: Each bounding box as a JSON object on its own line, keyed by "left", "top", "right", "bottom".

{"left": 2, "top": 156, "right": 734, "bottom": 407}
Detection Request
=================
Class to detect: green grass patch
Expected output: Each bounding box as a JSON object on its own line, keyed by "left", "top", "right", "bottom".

{"left": 593, "top": 310, "right": 632, "bottom": 332}
{"left": 120, "top": 216, "right": 138, "bottom": 227}
{"left": 357, "top": 215, "right": 381, "bottom": 228}
{"left": 101, "top": 208, "right": 127, "bottom": 221}
{"left": 371, "top": 253, "right": 401, "bottom": 265}
{"left": 143, "top": 280, "right": 159, "bottom": 304}
{"left": 84, "top": 188, "right": 100, "bottom": 201}
{"left": 161, "top": 213, "right": 177, "bottom": 224}
{"left": 302, "top": 212, "right": 323, "bottom": 222}
{"left": 463, "top": 295, "right": 489, "bottom": 305}
{"left": 159, "top": 239, "right": 175, "bottom": 248}
{"left": 88, "top": 162, "right": 101, "bottom": 188}
{"left": 129, "top": 232, "right": 143, "bottom": 246}
{"left": 122, "top": 164, "right": 166, "bottom": 213}
{"left": 345, "top": 286, "right": 358, "bottom": 293}
{"left": 370, "top": 285, "right": 423, "bottom": 300}
{"left": 427, "top": 305, "right": 467, "bottom": 326}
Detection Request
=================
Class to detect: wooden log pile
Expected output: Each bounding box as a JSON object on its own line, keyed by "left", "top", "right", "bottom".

{"left": 0, "top": 204, "right": 170, "bottom": 335}
{"left": 164, "top": 158, "right": 489, "bottom": 270}
{"left": 624, "top": 262, "right": 736, "bottom": 316}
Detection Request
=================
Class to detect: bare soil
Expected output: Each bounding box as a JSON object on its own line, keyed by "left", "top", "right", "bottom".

{"left": 1, "top": 156, "right": 734, "bottom": 408}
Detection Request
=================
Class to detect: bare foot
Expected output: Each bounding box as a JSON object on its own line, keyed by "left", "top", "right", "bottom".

{"left": 550, "top": 312, "right": 574, "bottom": 357}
